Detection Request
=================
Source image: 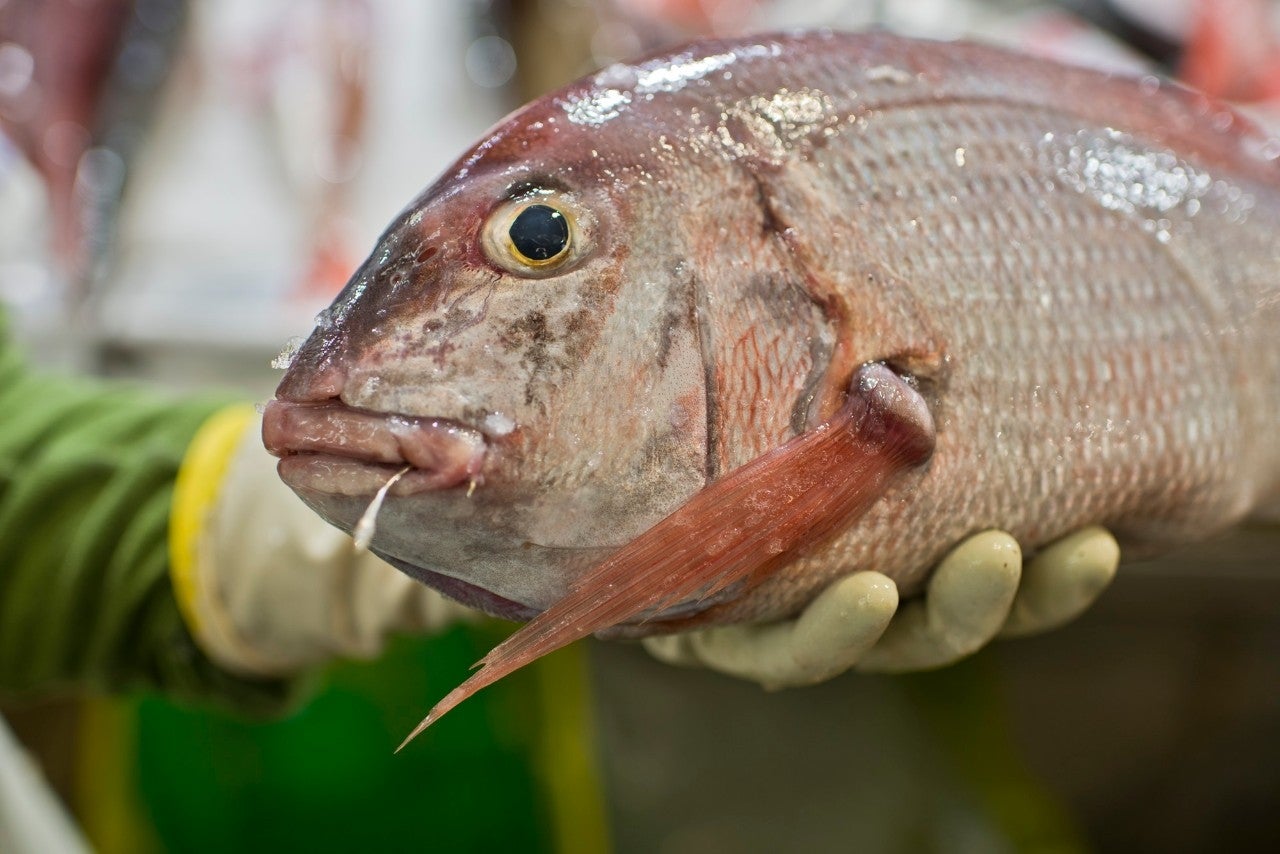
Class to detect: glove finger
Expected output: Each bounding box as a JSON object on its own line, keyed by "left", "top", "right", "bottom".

{"left": 687, "top": 620, "right": 800, "bottom": 687}
{"left": 640, "top": 633, "right": 704, "bottom": 668}
{"left": 780, "top": 571, "right": 898, "bottom": 687}
{"left": 641, "top": 572, "right": 898, "bottom": 689}
{"left": 999, "top": 526, "right": 1118, "bottom": 638}
{"left": 857, "top": 530, "right": 1021, "bottom": 673}
{"left": 642, "top": 622, "right": 795, "bottom": 678}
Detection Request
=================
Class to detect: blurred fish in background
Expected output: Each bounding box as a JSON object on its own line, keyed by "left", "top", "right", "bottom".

{"left": 0, "top": 0, "right": 144, "bottom": 286}
{"left": 0, "top": 0, "right": 184, "bottom": 369}
{"left": 1, "top": 1, "right": 1278, "bottom": 852}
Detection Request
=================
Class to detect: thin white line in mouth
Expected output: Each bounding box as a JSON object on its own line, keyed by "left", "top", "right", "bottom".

{"left": 354, "top": 465, "right": 412, "bottom": 552}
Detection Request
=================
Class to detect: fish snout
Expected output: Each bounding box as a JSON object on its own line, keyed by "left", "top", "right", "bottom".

{"left": 274, "top": 358, "right": 348, "bottom": 403}
{"left": 262, "top": 399, "right": 486, "bottom": 496}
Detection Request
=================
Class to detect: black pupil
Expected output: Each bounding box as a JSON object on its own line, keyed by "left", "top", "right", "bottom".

{"left": 509, "top": 204, "right": 569, "bottom": 261}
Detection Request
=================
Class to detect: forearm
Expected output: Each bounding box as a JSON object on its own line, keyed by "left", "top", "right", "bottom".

{"left": 0, "top": 331, "right": 293, "bottom": 713}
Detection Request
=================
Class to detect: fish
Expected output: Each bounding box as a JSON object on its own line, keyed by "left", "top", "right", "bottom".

{"left": 263, "top": 30, "right": 1280, "bottom": 738}
{"left": 0, "top": 0, "right": 182, "bottom": 281}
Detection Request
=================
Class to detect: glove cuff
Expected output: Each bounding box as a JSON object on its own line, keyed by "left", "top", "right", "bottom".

{"left": 171, "top": 404, "right": 472, "bottom": 677}
{"left": 170, "top": 403, "right": 279, "bottom": 673}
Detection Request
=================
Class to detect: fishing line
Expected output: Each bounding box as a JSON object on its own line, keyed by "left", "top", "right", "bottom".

{"left": 353, "top": 465, "right": 411, "bottom": 553}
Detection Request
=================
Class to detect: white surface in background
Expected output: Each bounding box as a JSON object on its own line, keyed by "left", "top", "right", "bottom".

{"left": 0, "top": 136, "right": 54, "bottom": 315}
{"left": 1110, "top": 0, "right": 1280, "bottom": 58}
{"left": 756, "top": 0, "right": 1151, "bottom": 73}
{"left": 757, "top": 0, "right": 990, "bottom": 40}
{"left": 1109, "top": 0, "right": 1195, "bottom": 41}
{"left": 0, "top": 133, "right": 83, "bottom": 368}
{"left": 97, "top": 0, "right": 507, "bottom": 356}
{"left": 0, "top": 716, "right": 91, "bottom": 854}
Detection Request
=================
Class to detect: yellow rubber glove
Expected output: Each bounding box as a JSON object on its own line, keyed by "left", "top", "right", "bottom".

{"left": 171, "top": 407, "right": 474, "bottom": 678}
{"left": 642, "top": 527, "right": 1119, "bottom": 688}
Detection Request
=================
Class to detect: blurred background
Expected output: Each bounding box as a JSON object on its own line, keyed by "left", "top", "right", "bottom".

{"left": 0, "top": 0, "right": 1278, "bottom": 851}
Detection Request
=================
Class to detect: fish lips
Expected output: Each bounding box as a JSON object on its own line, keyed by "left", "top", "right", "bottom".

{"left": 262, "top": 399, "right": 487, "bottom": 496}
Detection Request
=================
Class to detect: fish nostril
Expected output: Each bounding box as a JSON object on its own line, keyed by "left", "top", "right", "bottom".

{"left": 415, "top": 245, "right": 439, "bottom": 263}
{"left": 276, "top": 362, "right": 348, "bottom": 403}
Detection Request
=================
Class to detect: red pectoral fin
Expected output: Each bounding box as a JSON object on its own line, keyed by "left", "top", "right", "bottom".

{"left": 397, "top": 363, "right": 936, "bottom": 749}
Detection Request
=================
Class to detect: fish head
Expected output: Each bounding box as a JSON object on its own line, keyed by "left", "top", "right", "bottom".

{"left": 265, "top": 82, "right": 737, "bottom": 620}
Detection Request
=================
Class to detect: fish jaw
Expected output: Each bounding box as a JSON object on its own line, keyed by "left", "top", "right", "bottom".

{"left": 262, "top": 395, "right": 588, "bottom": 616}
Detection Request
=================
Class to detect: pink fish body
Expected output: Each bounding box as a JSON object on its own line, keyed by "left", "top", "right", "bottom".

{"left": 265, "top": 31, "right": 1280, "bottom": 638}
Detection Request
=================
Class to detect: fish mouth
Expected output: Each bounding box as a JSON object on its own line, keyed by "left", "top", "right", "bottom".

{"left": 262, "top": 399, "right": 486, "bottom": 496}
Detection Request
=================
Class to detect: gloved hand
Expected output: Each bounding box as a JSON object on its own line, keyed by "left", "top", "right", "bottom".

{"left": 170, "top": 406, "right": 474, "bottom": 678}
{"left": 642, "top": 527, "right": 1119, "bottom": 688}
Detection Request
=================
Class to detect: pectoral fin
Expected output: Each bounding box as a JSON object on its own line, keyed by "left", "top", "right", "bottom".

{"left": 398, "top": 362, "right": 936, "bottom": 749}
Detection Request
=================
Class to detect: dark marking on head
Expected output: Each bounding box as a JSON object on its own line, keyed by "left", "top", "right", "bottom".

{"left": 653, "top": 274, "right": 698, "bottom": 371}
{"left": 747, "top": 171, "right": 783, "bottom": 236}
{"left": 411, "top": 278, "right": 498, "bottom": 367}
{"left": 501, "top": 310, "right": 556, "bottom": 406}
{"left": 750, "top": 171, "right": 787, "bottom": 236}
{"left": 422, "top": 339, "right": 458, "bottom": 366}
{"left": 501, "top": 310, "right": 551, "bottom": 350}
{"left": 561, "top": 305, "right": 601, "bottom": 365}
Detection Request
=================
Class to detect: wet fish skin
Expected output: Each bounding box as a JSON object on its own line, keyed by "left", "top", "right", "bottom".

{"left": 269, "top": 31, "right": 1280, "bottom": 630}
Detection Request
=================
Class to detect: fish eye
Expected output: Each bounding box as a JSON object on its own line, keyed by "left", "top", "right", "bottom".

{"left": 482, "top": 191, "right": 591, "bottom": 277}
{"left": 509, "top": 204, "right": 569, "bottom": 263}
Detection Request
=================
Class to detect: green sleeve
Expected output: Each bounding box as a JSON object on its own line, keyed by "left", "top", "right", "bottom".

{"left": 0, "top": 314, "right": 295, "bottom": 714}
